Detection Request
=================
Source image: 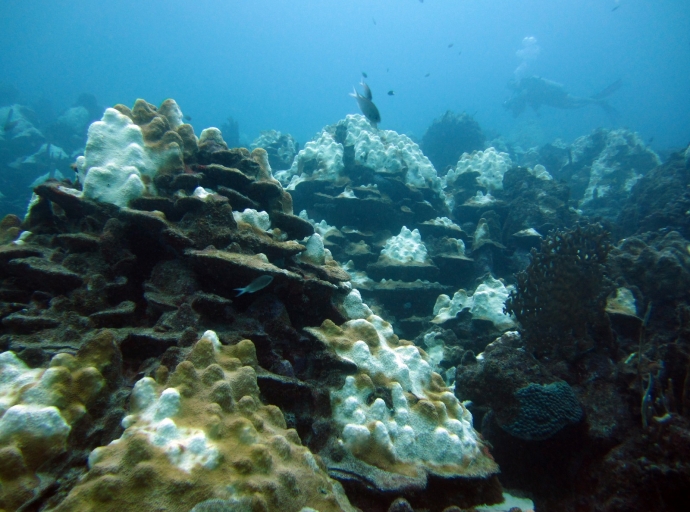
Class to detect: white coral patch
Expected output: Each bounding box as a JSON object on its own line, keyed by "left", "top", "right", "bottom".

{"left": 381, "top": 227, "right": 429, "bottom": 264}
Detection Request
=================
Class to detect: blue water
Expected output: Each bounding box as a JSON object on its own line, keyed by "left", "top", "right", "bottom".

{"left": 1, "top": 0, "right": 689, "bottom": 148}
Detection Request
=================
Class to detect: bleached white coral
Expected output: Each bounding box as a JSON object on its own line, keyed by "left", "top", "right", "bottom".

{"left": 91, "top": 377, "right": 219, "bottom": 473}
{"left": 0, "top": 351, "right": 75, "bottom": 459}
{"left": 432, "top": 275, "right": 516, "bottom": 330}
{"left": 444, "top": 148, "right": 512, "bottom": 193}
{"left": 76, "top": 108, "right": 182, "bottom": 207}
{"left": 276, "top": 131, "right": 344, "bottom": 188}
{"left": 233, "top": 208, "right": 271, "bottom": 231}
{"left": 198, "top": 127, "right": 227, "bottom": 148}
{"left": 428, "top": 216, "right": 459, "bottom": 227}
{"left": 0, "top": 351, "right": 43, "bottom": 415}
{"left": 276, "top": 115, "right": 443, "bottom": 196}
{"left": 90, "top": 331, "right": 225, "bottom": 473}
{"left": 309, "top": 315, "right": 485, "bottom": 469}
{"left": 381, "top": 226, "right": 429, "bottom": 264}
{"left": 298, "top": 233, "right": 334, "bottom": 265}
{"left": 446, "top": 237, "right": 467, "bottom": 257}
{"left": 578, "top": 129, "right": 660, "bottom": 205}
{"left": 298, "top": 210, "right": 340, "bottom": 238}
{"left": 342, "top": 115, "right": 442, "bottom": 193}
{"left": 528, "top": 164, "right": 553, "bottom": 180}
{"left": 341, "top": 289, "right": 373, "bottom": 320}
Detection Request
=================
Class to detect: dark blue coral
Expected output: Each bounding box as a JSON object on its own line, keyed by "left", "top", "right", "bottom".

{"left": 501, "top": 381, "right": 583, "bottom": 441}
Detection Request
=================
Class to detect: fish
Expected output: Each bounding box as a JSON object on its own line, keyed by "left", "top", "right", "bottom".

{"left": 360, "top": 80, "right": 373, "bottom": 101}
{"left": 361, "top": 71, "right": 368, "bottom": 78}
{"left": 424, "top": 73, "right": 430, "bottom": 77}
{"left": 387, "top": 90, "right": 395, "bottom": 96}
{"left": 612, "top": 5, "right": 620, "bottom": 11}
{"left": 448, "top": 43, "right": 454, "bottom": 48}
{"left": 372, "top": 17, "right": 376, "bottom": 25}
{"left": 184, "top": 114, "right": 192, "bottom": 121}
{"left": 235, "top": 275, "right": 274, "bottom": 296}
{"left": 350, "top": 83, "right": 381, "bottom": 128}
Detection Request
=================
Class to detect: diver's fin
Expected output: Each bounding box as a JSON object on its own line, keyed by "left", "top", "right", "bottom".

{"left": 597, "top": 101, "right": 620, "bottom": 123}
{"left": 591, "top": 79, "right": 622, "bottom": 100}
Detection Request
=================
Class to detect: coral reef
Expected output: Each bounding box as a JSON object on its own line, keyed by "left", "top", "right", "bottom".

{"left": 536, "top": 128, "right": 660, "bottom": 220}
{"left": 432, "top": 275, "right": 516, "bottom": 332}
{"left": 0, "top": 105, "right": 44, "bottom": 156}
{"left": 443, "top": 148, "right": 512, "bottom": 212}
{"left": 617, "top": 147, "right": 690, "bottom": 239}
{"left": 0, "top": 98, "right": 510, "bottom": 511}
{"left": 3, "top": 90, "right": 689, "bottom": 511}
{"left": 0, "top": 332, "right": 118, "bottom": 511}
{"left": 55, "top": 331, "right": 355, "bottom": 512}
{"left": 76, "top": 103, "right": 185, "bottom": 207}
{"left": 421, "top": 111, "right": 486, "bottom": 175}
{"left": 250, "top": 130, "right": 298, "bottom": 172}
{"left": 278, "top": 114, "right": 446, "bottom": 235}
{"left": 306, "top": 314, "right": 502, "bottom": 510}
{"left": 500, "top": 381, "right": 583, "bottom": 441}
{"left": 380, "top": 227, "right": 429, "bottom": 264}
{"left": 505, "top": 223, "right": 613, "bottom": 357}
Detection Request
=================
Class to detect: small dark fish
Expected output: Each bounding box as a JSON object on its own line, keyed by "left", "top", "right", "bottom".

{"left": 612, "top": 5, "right": 620, "bottom": 11}
{"left": 184, "top": 114, "right": 192, "bottom": 121}
{"left": 362, "top": 71, "right": 368, "bottom": 78}
{"left": 372, "top": 17, "right": 376, "bottom": 25}
{"left": 424, "top": 73, "right": 430, "bottom": 77}
{"left": 448, "top": 43, "right": 454, "bottom": 48}
{"left": 386, "top": 68, "right": 389, "bottom": 72}
{"left": 458, "top": 51, "right": 462, "bottom": 55}
{"left": 360, "top": 80, "right": 373, "bottom": 101}
{"left": 351, "top": 85, "right": 381, "bottom": 128}
{"left": 235, "top": 275, "right": 274, "bottom": 296}
{"left": 648, "top": 136, "right": 655, "bottom": 144}
{"left": 387, "top": 90, "right": 395, "bottom": 96}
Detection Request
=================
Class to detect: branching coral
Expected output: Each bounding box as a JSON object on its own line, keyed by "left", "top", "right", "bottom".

{"left": 504, "top": 223, "right": 613, "bottom": 357}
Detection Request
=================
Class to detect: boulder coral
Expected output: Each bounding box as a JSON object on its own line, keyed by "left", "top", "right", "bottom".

{"left": 305, "top": 314, "right": 499, "bottom": 484}
{"left": 278, "top": 114, "right": 441, "bottom": 196}
{"left": 76, "top": 100, "right": 187, "bottom": 207}
{"left": 0, "top": 332, "right": 117, "bottom": 511}
{"left": 54, "top": 331, "right": 355, "bottom": 512}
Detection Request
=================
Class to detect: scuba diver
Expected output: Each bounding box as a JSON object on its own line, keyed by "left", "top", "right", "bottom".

{"left": 504, "top": 76, "right": 622, "bottom": 121}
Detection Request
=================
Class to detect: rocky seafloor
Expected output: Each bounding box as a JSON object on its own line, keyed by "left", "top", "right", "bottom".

{"left": 0, "top": 98, "right": 689, "bottom": 512}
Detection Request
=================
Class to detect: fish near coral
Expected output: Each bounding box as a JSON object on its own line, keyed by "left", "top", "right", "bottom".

{"left": 350, "top": 82, "right": 381, "bottom": 128}
{"left": 359, "top": 80, "right": 372, "bottom": 101}
{"left": 235, "top": 275, "right": 274, "bottom": 296}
